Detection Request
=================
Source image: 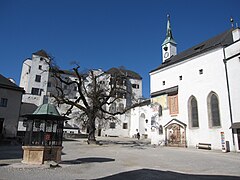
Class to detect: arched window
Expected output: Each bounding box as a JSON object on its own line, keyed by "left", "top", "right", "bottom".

{"left": 208, "top": 92, "right": 221, "bottom": 127}
{"left": 140, "top": 113, "right": 145, "bottom": 119}
{"left": 188, "top": 96, "right": 199, "bottom": 128}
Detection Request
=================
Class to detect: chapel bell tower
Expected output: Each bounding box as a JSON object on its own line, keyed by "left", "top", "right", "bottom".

{"left": 162, "top": 15, "right": 177, "bottom": 62}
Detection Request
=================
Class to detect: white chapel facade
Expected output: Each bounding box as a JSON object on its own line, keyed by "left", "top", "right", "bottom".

{"left": 150, "top": 16, "right": 240, "bottom": 152}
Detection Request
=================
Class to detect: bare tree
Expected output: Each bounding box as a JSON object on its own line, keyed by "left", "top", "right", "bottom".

{"left": 49, "top": 64, "right": 141, "bottom": 144}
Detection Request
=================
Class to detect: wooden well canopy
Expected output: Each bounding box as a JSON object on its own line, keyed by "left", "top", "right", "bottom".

{"left": 22, "top": 103, "right": 69, "bottom": 147}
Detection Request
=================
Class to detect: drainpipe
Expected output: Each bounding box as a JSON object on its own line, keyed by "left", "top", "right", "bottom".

{"left": 222, "top": 47, "right": 235, "bottom": 147}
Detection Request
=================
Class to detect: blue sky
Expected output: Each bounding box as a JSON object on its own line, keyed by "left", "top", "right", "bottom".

{"left": 1, "top": 0, "right": 240, "bottom": 98}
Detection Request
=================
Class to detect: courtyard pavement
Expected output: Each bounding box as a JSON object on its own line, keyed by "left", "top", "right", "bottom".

{"left": 0, "top": 137, "right": 240, "bottom": 180}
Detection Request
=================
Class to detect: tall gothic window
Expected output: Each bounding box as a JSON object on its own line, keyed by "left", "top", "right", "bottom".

{"left": 208, "top": 92, "right": 221, "bottom": 127}
{"left": 188, "top": 96, "right": 199, "bottom": 128}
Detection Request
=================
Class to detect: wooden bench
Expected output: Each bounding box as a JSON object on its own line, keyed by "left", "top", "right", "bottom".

{"left": 196, "top": 143, "right": 211, "bottom": 150}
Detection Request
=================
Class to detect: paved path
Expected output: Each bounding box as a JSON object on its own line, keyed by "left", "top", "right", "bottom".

{"left": 0, "top": 137, "right": 240, "bottom": 179}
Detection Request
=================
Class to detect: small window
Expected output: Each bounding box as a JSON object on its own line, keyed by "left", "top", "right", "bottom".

{"left": 132, "top": 84, "right": 139, "bottom": 89}
{"left": 110, "top": 122, "right": 116, "bottom": 129}
{"left": 158, "top": 105, "right": 163, "bottom": 116}
{"left": 159, "top": 125, "right": 163, "bottom": 134}
{"left": 179, "top": 76, "right": 182, "bottom": 80}
{"left": 31, "top": 88, "right": 42, "bottom": 95}
{"left": 39, "top": 65, "right": 42, "bottom": 70}
{"left": 123, "top": 123, "right": 128, "bottom": 129}
{"left": 163, "top": 81, "right": 165, "bottom": 85}
{"left": 116, "top": 92, "right": 126, "bottom": 99}
{"left": 0, "top": 98, "right": 8, "bottom": 107}
{"left": 35, "top": 75, "right": 41, "bottom": 82}
{"left": 199, "top": 69, "right": 203, "bottom": 75}
{"left": 151, "top": 116, "right": 156, "bottom": 126}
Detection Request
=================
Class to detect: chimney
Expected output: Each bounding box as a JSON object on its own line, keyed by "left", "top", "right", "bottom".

{"left": 232, "top": 28, "right": 240, "bottom": 42}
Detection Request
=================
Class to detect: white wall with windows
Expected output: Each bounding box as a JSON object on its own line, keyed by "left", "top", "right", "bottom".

{"left": 150, "top": 45, "right": 239, "bottom": 151}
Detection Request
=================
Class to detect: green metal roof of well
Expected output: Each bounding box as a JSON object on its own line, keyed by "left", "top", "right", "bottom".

{"left": 33, "top": 103, "right": 60, "bottom": 116}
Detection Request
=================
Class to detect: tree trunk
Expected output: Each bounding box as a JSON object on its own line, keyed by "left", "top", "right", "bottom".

{"left": 87, "top": 116, "right": 96, "bottom": 144}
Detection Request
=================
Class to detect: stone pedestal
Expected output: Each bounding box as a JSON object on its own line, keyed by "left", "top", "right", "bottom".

{"left": 22, "top": 146, "right": 63, "bottom": 164}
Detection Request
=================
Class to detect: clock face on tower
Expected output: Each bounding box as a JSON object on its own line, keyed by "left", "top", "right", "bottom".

{"left": 164, "top": 52, "right": 169, "bottom": 58}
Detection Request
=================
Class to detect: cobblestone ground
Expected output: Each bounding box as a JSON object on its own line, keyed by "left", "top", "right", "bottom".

{"left": 0, "top": 137, "right": 240, "bottom": 180}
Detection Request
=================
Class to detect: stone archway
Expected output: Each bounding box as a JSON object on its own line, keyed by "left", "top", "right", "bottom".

{"left": 164, "top": 119, "right": 187, "bottom": 147}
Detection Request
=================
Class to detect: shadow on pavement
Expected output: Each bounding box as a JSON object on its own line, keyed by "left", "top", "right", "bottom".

{"left": 0, "top": 163, "right": 10, "bottom": 167}
{"left": 94, "top": 168, "right": 240, "bottom": 180}
{"left": 98, "top": 139, "right": 150, "bottom": 149}
{"left": 0, "top": 145, "right": 23, "bottom": 160}
{"left": 60, "top": 157, "right": 115, "bottom": 165}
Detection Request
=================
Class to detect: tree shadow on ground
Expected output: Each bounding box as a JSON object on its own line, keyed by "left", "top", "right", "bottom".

{"left": 94, "top": 168, "right": 240, "bottom": 180}
{"left": 60, "top": 157, "right": 115, "bottom": 165}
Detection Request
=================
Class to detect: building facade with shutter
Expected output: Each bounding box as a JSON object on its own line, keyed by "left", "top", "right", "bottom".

{"left": 150, "top": 16, "right": 240, "bottom": 152}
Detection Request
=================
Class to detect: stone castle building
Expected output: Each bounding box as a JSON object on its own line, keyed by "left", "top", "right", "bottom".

{"left": 19, "top": 50, "right": 143, "bottom": 137}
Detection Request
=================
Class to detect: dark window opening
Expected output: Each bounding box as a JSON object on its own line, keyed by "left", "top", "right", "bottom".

{"left": 110, "top": 122, "right": 116, "bottom": 129}
{"left": 132, "top": 84, "right": 139, "bottom": 89}
{"left": 123, "top": 123, "right": 128, "bottom": 129}
{"left": 0, "top": 98, "right": 8, "bottom": 107}
{"left": 35, "top": 75, "right": 41, "bottom": 82}
{"left": 31, "top": 88, "right": 42, "bottom": 96}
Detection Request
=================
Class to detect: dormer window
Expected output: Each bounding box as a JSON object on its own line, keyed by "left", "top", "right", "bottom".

{"left": 194, "top": 44, "right": 205, "bottom": 52}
